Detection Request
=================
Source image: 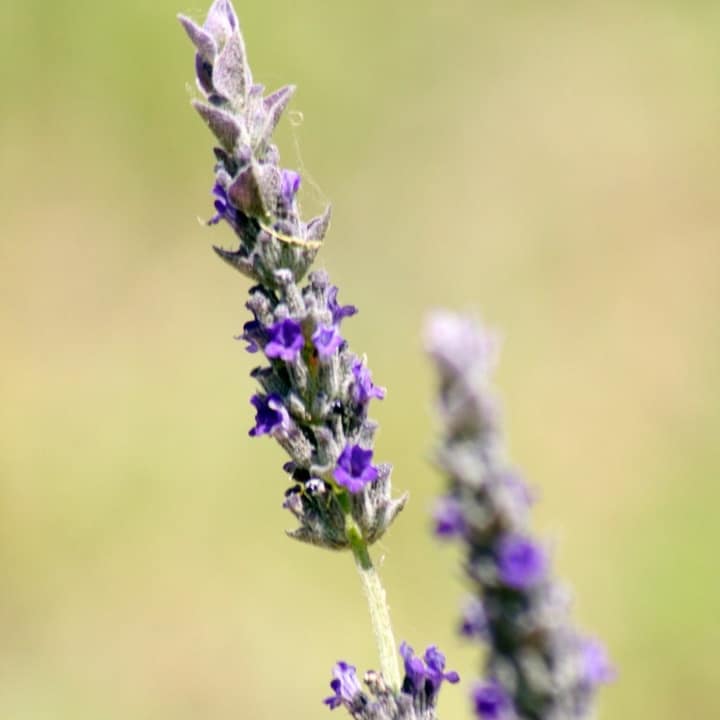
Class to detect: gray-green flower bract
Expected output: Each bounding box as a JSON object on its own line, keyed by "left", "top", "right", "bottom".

{"left": 179, "top": 0, "right": 328, "bottom": 286}
{"left": 425, "top": 311, "right": 614, "bottom": 720}
{"left": 178, "top": 0, "right": 406, "bottom": 549}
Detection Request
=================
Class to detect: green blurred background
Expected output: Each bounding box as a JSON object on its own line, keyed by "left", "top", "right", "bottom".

{"left": 2, "top": 0, "right": 719, "bottom": 717}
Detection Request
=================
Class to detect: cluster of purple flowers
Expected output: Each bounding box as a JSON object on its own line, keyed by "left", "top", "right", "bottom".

{"left": 179, "top": 0, "right": 406, "bottom": 550}
{"left": 425, "top": 312, "right": 614, "bottom": 719}
{"left": 324, "top": 643, "right": 459, "bottom": 720}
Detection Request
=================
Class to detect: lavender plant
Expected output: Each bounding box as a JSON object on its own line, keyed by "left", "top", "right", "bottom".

{"left": 425, "top": 313, "right": 614, "bottom": 719}
{"left": 178, "top": 1, "right": 457, "bottom": 717}
{"left": 178, "top": 2, "right": 612, "bottom": 719}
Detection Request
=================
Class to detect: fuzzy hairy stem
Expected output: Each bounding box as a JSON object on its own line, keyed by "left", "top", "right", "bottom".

{"left": 345, "top": 510, "right": 401, "bottom": 691}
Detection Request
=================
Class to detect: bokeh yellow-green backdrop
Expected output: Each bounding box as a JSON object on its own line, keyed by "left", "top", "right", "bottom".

{"left": 2, "top": 0, "right": 719, "bottom": 718}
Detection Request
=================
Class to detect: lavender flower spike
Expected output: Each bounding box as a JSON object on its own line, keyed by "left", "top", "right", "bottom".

{"left": 179, "top": 0, "right": 406, "bottom": 551}
{"left": 180, "top": 0, "right": 408, "bottom": 696}
{"left": 425, "top": 311, "right": 614, "bottom": 720}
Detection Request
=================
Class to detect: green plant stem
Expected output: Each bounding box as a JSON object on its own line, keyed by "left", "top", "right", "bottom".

{"left": 344, "top": 512, "right": 402, "bottom": 690}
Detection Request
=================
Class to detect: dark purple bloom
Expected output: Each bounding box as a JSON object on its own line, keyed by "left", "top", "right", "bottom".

{"left": 239, "top": 319, "right": 264, "bottom": 353}
{"left": 209, "top": 182, "right": 242, "bottom": 231}
{"left": 351, "top": 359, "right": 385, "bottom": 404}
{"left": 328, "top": 286, "right": 357, "bottom": 325}
{"left": 324, "top": 661, "right": 363, "bottom": 710}
{"left": 433, "top": 495, "right": 465, "bottom": 538}
{"left": 194, "top": 52, "right": 214, "bottom": 94}
{"left": 265, "top": 318, "right": 304, "bottom": 361}
{"left": 581, "top": 638, "right": 616, "bottom": 686}
{"left": 312, "top": 324, "right": 343, "bottom": 358}
{"left": 460, "top": 596, "right": 487, "bottom": 639}
{"left": 249, "top": 393, "right": 289, "bottom": 437}
{"left": 400, "top": 643, "right": 459, "bottom": 702}
{"left": 333, "top": 444, "right": 379, "bottom": 493}
{"left": 472, "top": 680, "right": 514, "bottom": 719}
{"left": 399, "top": 642, "right": 427, "bottom": 690}
{"left": 423, "top": 645, "right": 460, "bottom": 690}
{"left": 496, "top": 535, "right": 546, "bottom": 590}
{"left": 280, "top": 168, "right": 301, "bottom": 207}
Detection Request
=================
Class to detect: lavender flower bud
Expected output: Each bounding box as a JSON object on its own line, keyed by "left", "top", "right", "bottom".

{"left": 248, "top": 393, "right": 289, "bottom": 437}
{"left": 179, "top": 1, "right": 406, "bottom": 549}
{"left": 325, "top": 662, "right": 367, "bottom": 713}
{"left": 179, "top": 0, "right": 327, "bottom": 287}
{"left": 313, "top": 324, "right": 345, "bottom": 359}
{"left": 425, "top": 312, "right": 614, "bottom": 720}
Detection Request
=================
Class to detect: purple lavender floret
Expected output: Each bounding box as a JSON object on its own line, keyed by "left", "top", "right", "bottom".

{"left": 313, "top": 324, "right": 344, "bottom": 358}
{"left": 496, "top": 535, "right": 546, "bottom": 590}
{"left": 581, "top": 638, "right": 616, "bottom": 686}
{"left": 265, "top": 318, "right": 304, "bottom": 361}
{"left": 472, "top": 681, "right": 514, "bottom": 720}
{"left": 400, "top": 642, "right": 460, "bottom": 711}
{"left": 249, "top": 393, "right": 288, "bottom": 437}
{"left": 423, "top": 646, "right": 460, "bottom": 691}
{"left": 425, "top": 311, "right": 613, "bottom": 719}
{"left": 333, "top": 444, "right": 379, "bottom": 493}
{"left": 209, "top": 182, "right": 242, "bottom": 232}
{"left": 239, "top": 319, "right": 264, "bottom": 353}
{"left": 325, "top": 662, "right": 365, "bottom": 711}
{"left": 399, "top": 642, "right": 426, "bottom": 691}
{"left": 325, "top": 644, "right": 459, "bottom": 720}
{"left": 179, "top": 0, "right": 406, "bottom": 550}
{"left": 351, "top": 359, "right": 386, "bottom": 405}
{"left": 329, "top": 286, "right": 358, "bottom": 325}
{"left": 279, "top": 168, "right": 301, "bottom": 208}
{"left": 432, "top": 495, "right": 465, "bottom": 538}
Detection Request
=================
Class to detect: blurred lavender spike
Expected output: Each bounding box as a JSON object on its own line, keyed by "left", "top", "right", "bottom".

{"left": 425, "top": 311, "right": 614, "bottom": 720}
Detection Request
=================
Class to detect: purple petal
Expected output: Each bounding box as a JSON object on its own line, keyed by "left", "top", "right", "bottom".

{"left": 265, "top": 318, "right": 304, "bottom": 362}
{"left": 324, "top": 661, "right": 363, "bottom": 710}
{"left": 333, "top": 444, "right": 379, "bottom": 493}
{"left": 249, "top": 393, "right": 289, "bottom": 437}
{"left": 433, "top": 495, "right": 465, "bottom": 538}
{"left": 351, "top": 359, "right": 385, "bottom": 404}
{"left": 472, "top": 680, "right": 514, "bottom": 719}
{"left": 496, "top": 535, "right": 546, "bottom": 590}
{"left": 312, "top": 324, "right": 343, "bottom": 359}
